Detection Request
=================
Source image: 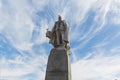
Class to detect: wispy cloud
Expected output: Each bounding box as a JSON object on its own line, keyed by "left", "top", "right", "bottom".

{"left": 0, "top": 53, "right": 47, "bottom": 80}
{"left": 0, "top": 0, "right": 49, "bottom": 50}
{"left": 72, "top": 48, "right": 120, "bottom": 80}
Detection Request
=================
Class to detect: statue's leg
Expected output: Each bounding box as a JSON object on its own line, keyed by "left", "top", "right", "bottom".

{"left": 59, "top": 32, "right": 62, "bottom": 44}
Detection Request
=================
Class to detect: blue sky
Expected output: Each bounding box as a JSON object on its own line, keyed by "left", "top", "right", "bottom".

{"left": 0, "top": 0, "right": 120, "bottom": 80}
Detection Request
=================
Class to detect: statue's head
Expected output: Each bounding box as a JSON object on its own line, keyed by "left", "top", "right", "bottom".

{"left": 58, "top": 15, "right": 62, "bottom": 21}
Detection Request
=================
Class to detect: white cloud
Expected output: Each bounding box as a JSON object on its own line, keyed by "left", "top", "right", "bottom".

{"left": 108, "top": 0, "right": 120, "bottom": 25}
{"left": 111, "top": 46, "right": 120, "bottom": 53}
{"left": 72, "top": 49, "right": 120, "bottom": 80}
{"left": 0, "top": 0, "right": 49, "bottom": 51}
{"left": 34, "top": 19, "right": 49, "bottom": 44}
{"left": 0, "top": 53, "right": 47, "bottom": 80}
{"left": 67, "top": 0, "right": 120, "bottom": 53}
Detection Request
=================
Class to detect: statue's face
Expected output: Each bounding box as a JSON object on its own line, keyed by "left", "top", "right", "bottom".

{"left": 58, "top": 16, "right": 61, "bottom": 21}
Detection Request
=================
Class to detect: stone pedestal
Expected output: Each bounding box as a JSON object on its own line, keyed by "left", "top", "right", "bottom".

{"left": 45, "top": 47, "right": 71, "bottom": 80}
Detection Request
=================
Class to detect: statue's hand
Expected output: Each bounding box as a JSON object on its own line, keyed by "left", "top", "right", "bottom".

{"left": 46, "top": 31, "right": 52, "bottom": 38}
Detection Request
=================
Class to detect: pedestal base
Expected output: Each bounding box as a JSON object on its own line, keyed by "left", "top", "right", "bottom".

{"left": 45, "top": 47, "right": 71, "bottom": 80}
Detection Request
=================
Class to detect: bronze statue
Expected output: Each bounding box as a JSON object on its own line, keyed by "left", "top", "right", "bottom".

{"left": 46, "top": 15, "right": 69, "bottom": 49}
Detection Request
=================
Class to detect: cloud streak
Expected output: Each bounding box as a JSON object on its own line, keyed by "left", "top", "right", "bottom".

{"left": 0, "top": 53, "right": 47, "bottom": 80}
{"left": 72, "top": 48, "right": 120, "bottom": 80}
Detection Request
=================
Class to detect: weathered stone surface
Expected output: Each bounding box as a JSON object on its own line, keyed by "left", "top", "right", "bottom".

{"left": 45, "top": 47, "right": 71, "bottom": 80}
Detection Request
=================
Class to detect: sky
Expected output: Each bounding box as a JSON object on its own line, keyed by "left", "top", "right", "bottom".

{"left": 0, "top": 0, "right": 120, "bottom": 80}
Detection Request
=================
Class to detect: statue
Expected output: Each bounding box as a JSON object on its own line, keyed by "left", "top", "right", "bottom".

{"left": 46, "top": 15, "right": 69, "bottom": 49}
{"left": 45, "top": 16, "right": 71, "bottom": 80}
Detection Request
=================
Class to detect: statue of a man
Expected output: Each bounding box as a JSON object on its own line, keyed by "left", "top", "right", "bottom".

{"left": 46, "top": 15, "right": 69, "bottom": 49}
